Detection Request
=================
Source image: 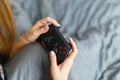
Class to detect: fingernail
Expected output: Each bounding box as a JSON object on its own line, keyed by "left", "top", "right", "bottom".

{"left": 57, "top": 23, "right": 61, "bottom": 27}
{"left": 69, "top": 37, "right": 72, "bottom": 40}
{"left": 50, "top": 51, "right": 55, "bottom": 56}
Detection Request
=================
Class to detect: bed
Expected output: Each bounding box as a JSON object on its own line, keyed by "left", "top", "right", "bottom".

{"left": 5, "top": 0, "right": 120, "bottom": 80}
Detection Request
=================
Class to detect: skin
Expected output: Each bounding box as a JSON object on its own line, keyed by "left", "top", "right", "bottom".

{"left": 50, "top": 37, "right": 78, "bottom": 80}
{"left": 10, "top": 17, "right": 78, "bottom": 80}
{"left": 10, "top": 17, "right": 60, "bottom": 58}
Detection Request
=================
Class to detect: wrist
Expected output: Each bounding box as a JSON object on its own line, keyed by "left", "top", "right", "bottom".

{"left": 19, "top": 35, "right": 30, "bottom": 46}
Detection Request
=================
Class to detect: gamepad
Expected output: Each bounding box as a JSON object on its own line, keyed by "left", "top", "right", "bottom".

{"left": 37, "top": 24, "right": 71, "bottom": 64}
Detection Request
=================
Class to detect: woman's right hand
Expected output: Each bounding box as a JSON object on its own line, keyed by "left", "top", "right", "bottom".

{"left": 50, "top": 38, "right": 78, "bottom": 80}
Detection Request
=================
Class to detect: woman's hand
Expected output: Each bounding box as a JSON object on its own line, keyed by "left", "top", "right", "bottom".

{"left": 20, "top": 17, "right": 60, "bottom": 45}
{"left": 50, "top": 38, "right": 78, "bottom": 80}
{"left": 10, "top": 17, "right": 60, "bottom": 59}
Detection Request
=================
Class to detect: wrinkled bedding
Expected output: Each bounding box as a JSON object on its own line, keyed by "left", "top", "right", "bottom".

{"left": 5, "top": 0, "right": 120, "bottom": 80}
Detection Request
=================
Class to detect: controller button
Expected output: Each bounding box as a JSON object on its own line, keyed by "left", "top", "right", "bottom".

{"left": 59, "top": 46, "right": 67, "bottom": 54}
{"left": 55, "top": 43, "right": 58, "bottom": 46}
{"left": 44, "top": 36, "right": 53, "bottom": 44}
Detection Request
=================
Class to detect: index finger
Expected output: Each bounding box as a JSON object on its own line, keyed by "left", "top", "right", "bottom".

{"left": 43, "top": 17, "right": 60, "bottom": 27}
{"left": 33, "top": 17, "right": 60, "bottom": 30}
{"left": 67, "top": 38, "right": 78, "bottom": 60}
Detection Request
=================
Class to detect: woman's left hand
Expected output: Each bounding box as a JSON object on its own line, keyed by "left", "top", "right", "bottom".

{"left": 20, "top": 17, "right": 60, "bottom": 45}
{"left": 10, "top": 17, "right": 60, "bottom": 59}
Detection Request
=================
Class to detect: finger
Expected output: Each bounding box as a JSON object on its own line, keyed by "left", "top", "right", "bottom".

{"left": 33, "top": 17, "right": 60, "bottom": 30}
{"left": 32, "top": 25, "right": 49, "bottom": 37}
{"left": 42, "top": 17, "right": 60, "bottom": 26}
{"left": 50, "top": 51, "right": 58, "bottom": 69}
{"left": 69, "top": 38, "right": 77, "bottom": 53}
{"left": 67, "top": 37, "right": 78, "bottom": 60}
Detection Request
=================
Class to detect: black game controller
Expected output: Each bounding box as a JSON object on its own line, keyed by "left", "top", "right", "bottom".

{"left": 37, "top": 24, "right": 71, "bottom": 64}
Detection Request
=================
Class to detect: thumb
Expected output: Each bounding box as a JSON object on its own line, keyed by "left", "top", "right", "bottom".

{"left": 33, "top": 25, "right": 49, "bottom": 37}
{"left": 50, "top": 51, "right": 57, "bottom": 69}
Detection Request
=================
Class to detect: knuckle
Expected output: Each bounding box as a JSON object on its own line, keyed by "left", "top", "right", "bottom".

{"left": 36, "top": 21, "right": 40, "bottom": 24}
{"left": 46, "top": 17, "right": 51, "bottom": 20}
{"left": 53, "top": 20, "right": 57, "bottom": 23}
{"left": 74, "top": 49, "right": 78, "bottom": 54}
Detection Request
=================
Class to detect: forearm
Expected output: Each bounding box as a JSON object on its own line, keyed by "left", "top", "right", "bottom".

{"left": 9, "top": 17, "right": 60, "bottom": 59}
{"left": 9, "top": 35, "right": 28, "bottom": 59}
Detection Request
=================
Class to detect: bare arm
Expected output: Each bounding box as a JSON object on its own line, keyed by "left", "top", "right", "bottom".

{"left": 9, "top": 17, "right": 78, "bottom": 80}
{"left": 9, "top": 17, "right": 60, "bottom": 59}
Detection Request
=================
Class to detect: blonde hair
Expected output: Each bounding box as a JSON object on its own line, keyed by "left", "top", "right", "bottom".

{"left": 0, "top": 0, "right": 15, "bottom": 56}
